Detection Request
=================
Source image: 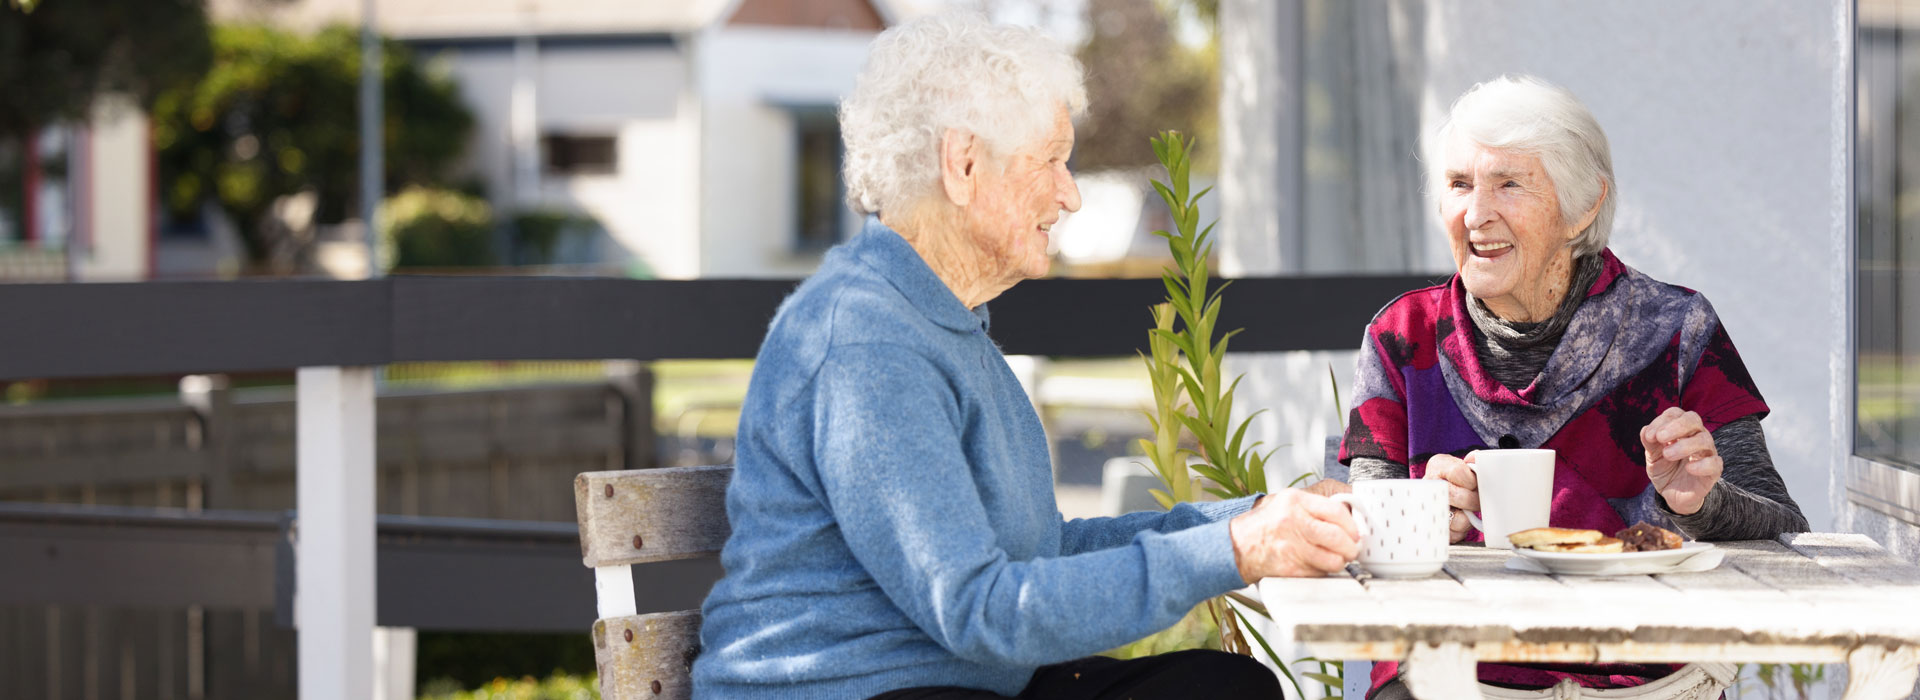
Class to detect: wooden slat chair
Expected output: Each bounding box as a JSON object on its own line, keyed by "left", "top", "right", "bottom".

{"left": 574, "top": 465, "right": 733, "bottom": 700}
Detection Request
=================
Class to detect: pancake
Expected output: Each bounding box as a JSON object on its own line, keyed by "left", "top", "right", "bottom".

{"left": 1508, "top": 527, "right": 1604, "bottom": 549}
{"left": 1532, "top": 537, "right": 1625, "bottom": 554}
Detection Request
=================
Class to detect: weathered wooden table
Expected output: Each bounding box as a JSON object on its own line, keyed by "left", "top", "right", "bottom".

{"left": 1258, "top": 533, "right": 1920, "bottom": 699}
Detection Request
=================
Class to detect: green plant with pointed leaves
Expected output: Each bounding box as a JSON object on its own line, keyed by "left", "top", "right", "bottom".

{"left": 1139, "top": 302, "right": 1190, "bottom": 503}
{"left": 1131, "top": 131, "right": 1348, "bottom": 697}
{"left": 1137, "top": 131, "right": 1273, "bottom": 509}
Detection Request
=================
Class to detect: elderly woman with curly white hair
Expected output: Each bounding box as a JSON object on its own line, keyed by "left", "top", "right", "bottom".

{"left": 1341, "top": 75, "right": 1808, "bottom": 698}
{"left": 693, "top": 14, "right": 1361, "bottom": 700}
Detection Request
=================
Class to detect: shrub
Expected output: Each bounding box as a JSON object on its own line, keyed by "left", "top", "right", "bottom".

{"left": 381, "top": 186, "right": 495, "bottom": 269}
{"left": 418, "top": 672, "right": 598, "bottom": 700}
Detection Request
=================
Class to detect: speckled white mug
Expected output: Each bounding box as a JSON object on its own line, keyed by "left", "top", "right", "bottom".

{"left": 1332, "top": 479, "right": 1449, "bottom": 578}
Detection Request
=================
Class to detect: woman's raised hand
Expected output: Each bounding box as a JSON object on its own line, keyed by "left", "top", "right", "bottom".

{"left": 1228, "top": 489, "right": 1362, "bottom": 582}
{"left": 1423, "top": 453, "right": 1481, "bottom": 543}
{"left": 1641, "top": 407, "right": 1721, "bottom": 515}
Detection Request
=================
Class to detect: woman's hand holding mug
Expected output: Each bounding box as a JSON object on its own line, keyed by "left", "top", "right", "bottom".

{"left": 1423, "top": 452, "right": 1480, "bottom": 543}
{"left": 1228, "top": 489, "right": 1362, "bottom": 583}
{"left": 1421, "top": 449, "right": 1555, "bottom": 549}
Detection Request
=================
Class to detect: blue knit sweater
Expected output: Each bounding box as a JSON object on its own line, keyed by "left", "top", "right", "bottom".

{"left": 691, "top": 220, "right": 1255, "bottom": 700}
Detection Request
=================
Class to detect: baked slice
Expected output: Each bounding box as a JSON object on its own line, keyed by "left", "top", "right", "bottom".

{"left": 1533, "top": 537, "right": 1625, "bottom": 554}
{"left": 1508, "top": 527, "right": 1604, "bottom": 549}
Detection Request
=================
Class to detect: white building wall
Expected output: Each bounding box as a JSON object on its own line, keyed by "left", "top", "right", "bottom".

{"left": 433, "top": 46, "right": 517, "bottom": 214}
{"left": 419, "top": 27, "right": 875, "bottom": 280}
{"left": 426, "top": 40, "right": 700, "bottom": 278}
{"left": 1225, "top": 1, "right": 1850, "bottom": 536}
{"left": 696, "top": 27, "right": 876, "bottom": 278}
{"left": 535, "top": 42, "right": 699, "bottom": 278}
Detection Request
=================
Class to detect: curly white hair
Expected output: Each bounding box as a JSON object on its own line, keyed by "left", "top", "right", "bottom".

{"left": 839, "top": 14, "right": 1088, "bottom": 217}
{"left": 1432, "top": 75, "right": 1617, "bottom": 258}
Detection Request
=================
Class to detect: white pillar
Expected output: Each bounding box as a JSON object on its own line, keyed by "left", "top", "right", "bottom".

{"left": 373, "top": 627, "right": 417, "bottom": 700}
{"left": 297, "top": 366, "right": 377, "bottom": 700}
{"left": 510, "top": 34, "right": 540, "bottom": 206}
{"left": 77, "top": 93, "right": 152, "bottom": 282}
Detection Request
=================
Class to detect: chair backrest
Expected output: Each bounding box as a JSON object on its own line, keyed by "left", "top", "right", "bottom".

{"left": 575, "top": 465, "right": 733, "bottom": 700}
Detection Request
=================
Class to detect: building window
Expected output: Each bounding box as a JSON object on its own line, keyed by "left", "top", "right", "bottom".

{"left": 541, "top": 134, "right": 617, "bottom": 176}
{"left": 793, "top": 110, "right": 846, "bottom": 252}
{"left": 1857, "top": 3, "right": 1920, "bottom": 472}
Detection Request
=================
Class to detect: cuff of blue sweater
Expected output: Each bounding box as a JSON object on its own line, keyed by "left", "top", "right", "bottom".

{"left": 1161, "top": 518, "right": 1251, "bottom": 596}
{"left": 1193, "top": 494, "right": 1261, "bottom": 523}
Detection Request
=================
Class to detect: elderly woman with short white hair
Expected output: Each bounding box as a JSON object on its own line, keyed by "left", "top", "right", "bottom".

{"left": 693, "top": 14, "right": 1362, "bottom": 700}
{"left": 1341, "top": 75, "right": 1808, "bottom": 698}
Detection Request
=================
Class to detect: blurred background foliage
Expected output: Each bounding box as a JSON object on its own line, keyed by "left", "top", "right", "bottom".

{"left": 1071, "top": 0, "right": 1220, "bottom": 173}
{"left": 418, "top": 673, "right": 599, "bottom": 700}
{"left": 381, "top": 186, "right": 496, "bottom": 269}
{"left": 377, "top": 188, "right": 608, "bottom": 270}
{"left": 152, "top": 23, "right": 474, "bottom": 271}
{"left": 415, "top": 632, "right": 596, "bottom": 694}
{"left": 0, "top": 0, "right": 210, "bottom": 238}
{"left": 0, "top": 0, "right": 210, "bottom": 139}
{"left": 508, "top": 210, "right": 583, "bottom": 266}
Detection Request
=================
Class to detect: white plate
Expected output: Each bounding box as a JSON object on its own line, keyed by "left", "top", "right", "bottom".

{"left": 1509, "top": 541, "right": 1720, "bottom": 576}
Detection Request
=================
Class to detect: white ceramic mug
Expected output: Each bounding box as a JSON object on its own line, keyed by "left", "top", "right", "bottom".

{"left": 1463, "top": 448, "right": 1555, "bottom": 549}
{"left": 1331, "top": 479, "right": 1449, "bottom": 578}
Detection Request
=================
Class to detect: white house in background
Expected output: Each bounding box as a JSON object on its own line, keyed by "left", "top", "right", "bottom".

{"left": 217, "top": 0, "right": 902, "bottom": 279}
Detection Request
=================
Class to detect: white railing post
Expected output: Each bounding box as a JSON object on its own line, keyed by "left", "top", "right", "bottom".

{"left": 297, "top": 366, "right": 377, "bottom": 700}
{"left": 374, "top": 627, "right": 417, "bottom": 700}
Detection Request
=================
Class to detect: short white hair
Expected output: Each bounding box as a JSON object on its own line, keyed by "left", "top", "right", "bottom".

{"left": 1432, "top": 75, "right": 1615, "bottom": 257}
{"left": 840, "top": 14, "right": 1088, "bottom": 216}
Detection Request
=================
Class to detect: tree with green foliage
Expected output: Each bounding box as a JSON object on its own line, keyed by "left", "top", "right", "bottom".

{"left": 0, "top": 0, "right": 210, "bottom": 139}
{"left": 151, "top": 24, "right": 474, "bottom": 271}
{"left": 0, "top": 0, "right": 211, "bottom": 240}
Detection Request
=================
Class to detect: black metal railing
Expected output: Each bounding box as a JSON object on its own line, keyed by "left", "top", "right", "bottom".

{"left": 0, "top": 274, "right": 1437, "bottom": 380}
{"left": 0, "top": 273, "right": 1439, "bottom": 632}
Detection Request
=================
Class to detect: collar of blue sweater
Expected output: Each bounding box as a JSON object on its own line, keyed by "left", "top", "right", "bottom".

{"left": 854, "top": 216, "right": 993, "bottom": 334}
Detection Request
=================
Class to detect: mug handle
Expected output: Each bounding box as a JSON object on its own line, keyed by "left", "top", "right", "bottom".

{"left": 1330, "top": 493, "right": 1372, "bottom": 540}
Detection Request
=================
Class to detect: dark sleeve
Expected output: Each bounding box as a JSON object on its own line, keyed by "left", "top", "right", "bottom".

{"left": 1659, "top": 416, "right": 1810, "bottom": 540}
{"left": 1349, "top": 456, "right": 1410, "bottom": 482}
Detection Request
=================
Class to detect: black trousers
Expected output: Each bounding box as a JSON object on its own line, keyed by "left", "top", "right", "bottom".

{"left": 864, "top": 650, "right": 1284, "bottom": 700}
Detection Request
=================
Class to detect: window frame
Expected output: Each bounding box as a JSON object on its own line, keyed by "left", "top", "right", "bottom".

{"left": 539, "top": 133, "right": 619, "bottom": 177}
{"left": 785, "top": 105, "right": 850, "bottom": 255}
{"left": 1849, "top": 1, "right": 1920, "bottom": 526}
